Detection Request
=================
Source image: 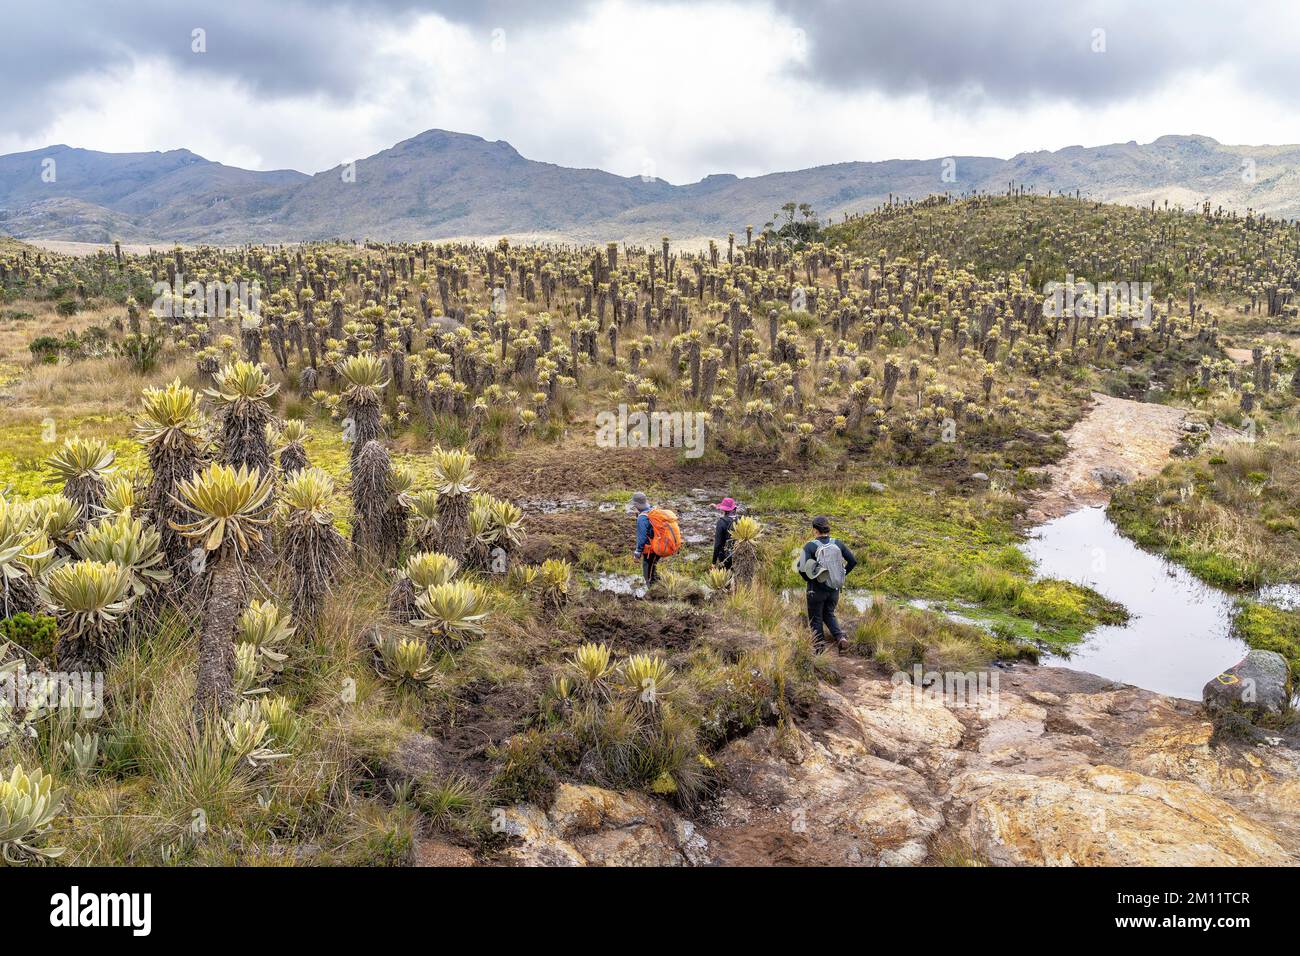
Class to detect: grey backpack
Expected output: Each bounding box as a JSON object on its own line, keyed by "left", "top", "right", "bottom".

{"left": 811, "top": 540, "right": 847, "bottom": 590}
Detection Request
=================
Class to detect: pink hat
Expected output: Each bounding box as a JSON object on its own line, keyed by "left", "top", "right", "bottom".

{"left": 713, "top": 497, "right": 737, "bottom": 512}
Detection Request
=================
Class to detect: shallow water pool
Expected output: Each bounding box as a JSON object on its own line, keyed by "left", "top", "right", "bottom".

{"left": 1023, "top": 506, "right": 1250, "bottom": 700}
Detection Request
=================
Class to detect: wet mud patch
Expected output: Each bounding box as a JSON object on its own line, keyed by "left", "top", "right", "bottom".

{"left": 574, "top": 596, "right": 709, "bottom": 654}
{"left": 428, "top": 676, "right": 543, "bottom": 780}
{"left": 515, "top": 508, "right": 627, "bottom": 564}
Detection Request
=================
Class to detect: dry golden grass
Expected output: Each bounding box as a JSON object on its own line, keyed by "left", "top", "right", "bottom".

{"left": 8, "top": 353, "right": 194, "bottom": 419}
{"left": 0, "top": 300, "right": 119, "bottom": 366}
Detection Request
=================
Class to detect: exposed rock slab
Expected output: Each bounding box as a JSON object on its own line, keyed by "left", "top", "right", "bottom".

{"left": 496, "top": 783, "right": 709, "bottom": 866}
{"left": 492, "top": 660, "right": 1300, "bottom": 866}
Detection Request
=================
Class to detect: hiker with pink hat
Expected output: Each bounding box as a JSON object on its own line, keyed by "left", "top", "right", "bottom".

{"left": 711, "top": 497, "right": 741, "bottom": 568}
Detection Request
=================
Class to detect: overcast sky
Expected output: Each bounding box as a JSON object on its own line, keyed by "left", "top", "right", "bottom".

{"left": 3, "top": 1, "right": 1297, "bottom": 183}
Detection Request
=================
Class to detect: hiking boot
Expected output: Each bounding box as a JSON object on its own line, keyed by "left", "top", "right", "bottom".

{"left": 812, "top": 639, "right": 828, "bottom": 655}
{"left": 836, "top": 637, "right": 849, "bottom": 655}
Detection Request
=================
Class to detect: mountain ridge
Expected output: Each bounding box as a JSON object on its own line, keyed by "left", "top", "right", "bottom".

{"left": 1, "top": 130, "right": 1295, "bottom": 246}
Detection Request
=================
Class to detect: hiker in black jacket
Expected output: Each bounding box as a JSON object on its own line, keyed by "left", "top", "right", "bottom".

{"left": 711, "top": 497, "right": 739, "bottom": 568}
{"left": 797, "top": 515, "right": 857, "bottom": 653}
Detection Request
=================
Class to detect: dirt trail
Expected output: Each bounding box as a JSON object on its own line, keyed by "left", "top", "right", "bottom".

{"left": 1031, "top": 392, "right": 1191, "bottom": 519}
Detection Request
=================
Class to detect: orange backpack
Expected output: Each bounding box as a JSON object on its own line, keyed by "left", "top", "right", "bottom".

{"left": 645, "top": 508, "right": 682, "bottom": 557}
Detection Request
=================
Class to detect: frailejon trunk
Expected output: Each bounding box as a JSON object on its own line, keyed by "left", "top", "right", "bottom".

{"left": 194, "top": 552, "right": 245, "bottom": 724}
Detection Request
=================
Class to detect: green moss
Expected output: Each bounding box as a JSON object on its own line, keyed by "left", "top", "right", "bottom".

{"left": 0, "top": 414, "right": 143, "bottom": 499}
{"left": 749, "top": 474, "right": 1121, "bottom": 646}
{"left": 1109, "top": 452, "right": 1298, "bottom": 590}
{"left": 1232, "top": 601, "right": 1300, "bottom": 676}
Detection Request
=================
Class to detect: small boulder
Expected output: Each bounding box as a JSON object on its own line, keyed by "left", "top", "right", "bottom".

{"left": 1090, "top": 466, "right": 1131, "bottom": 487}
{"left": 1202, "top": 650, "right": 1292, "bottom": 716}
{"left": 970, "top": 472, "right": 990, "bottom": 483}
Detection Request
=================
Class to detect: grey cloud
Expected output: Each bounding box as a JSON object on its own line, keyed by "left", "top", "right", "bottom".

{"left": 773, "top": 0, "right": 1300, "bottom": 106}
{"left": 4, "top": 0, "right": 1294, "bottom": 153}
{"left": 0, "top": 1, "right": 588, "bottom": 137}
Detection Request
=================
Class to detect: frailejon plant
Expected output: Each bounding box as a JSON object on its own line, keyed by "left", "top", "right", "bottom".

{"left": 233, "top": 642, "right": 267, "bottom": 696}
{"left": 234, "top": 599, "right": 295, "bottom": 674}
{"left": 350, "top": 439, "right": 393, "bottom": 559}
{"left": 28, "top": 494, "right": 81, "bottom": 556}
{"left": 98, "top": 475, "right": 137, "bottom": 519}
{"left": 135, "top": 379, "right": 206, "bottom": 569}
{"left": 206, "top": 361, "right": 279, "bottom": 475}
{"left": 566, "top": 642, "right": 614, "bottom": 701}
{"left": 730, "top": 516, "right": 763, "bottom": 585}
{"left": 0, "top": 764, "right": 66, "bottom": 864}
{"left": 431, "top": 448, "right": 476, "bottom": 563}
{"left": 538, "top": 558, "right": 572, "bottom": 611}
{"left": 222, "top": 699, "right": 289, "bottom": 768}
{"left": 704, "top": 566, "right": 733, "bottom": 596}
{"left": 0, "top": 498, "right": 51, "bottom": 618}
{"left": 374, "top": 633, "right": 438, "bottom": 686}
{"left": 465, "top": 500, "right": 495, "bottom": 571}
{"left": 338, "top": 353, "right": 389, "bottom": 463}
{"left": 411, "top": 580, "right": 490, "bottom": 650}
{"left": 278, "top": 467, "right": 344, "bottom": 627}
{"left": 45, "top": 437, "right": 116, "bottom": 526}
{"left": 383, "top": 462, "right": 415, "bottom": 559}
{"left": 388, "top": 551, "right": 458, "bottom": 623}
{"left": 403, "top": 488, "right": 440, "bottom": 552}
{"left": 618, "top": 653, "right": 676, "bottom": 711}
{"left": 38, "top": 559, "right": 134, "bottom": 668}
{"left": 257, "top": 694, "right": 299, "bottom": 749}
{"left": 171, "top": 463, "right": 276, "bottom": 722}
{"left": 61, "top": 731, "right": 100, "bottom": 778}
{"left": 71, "top": 512, "right": 171, "bottom": 598}
{"left": 275, "top": 418, "right": 310, "bottom": 474}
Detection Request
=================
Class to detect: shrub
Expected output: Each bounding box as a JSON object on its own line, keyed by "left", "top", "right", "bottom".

{"left": 0, "top": 612, "right": 58, "bottom": 660}
{"left": 28, "top": 335, "right": 63, "bottom": 364}
{"left": 118, "top": 331, "right": 166, "bottom": 374}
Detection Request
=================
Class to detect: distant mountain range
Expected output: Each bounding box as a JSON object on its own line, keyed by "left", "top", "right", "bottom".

{"left": 2, "top": 130, "right": 1297, "bottom": 247}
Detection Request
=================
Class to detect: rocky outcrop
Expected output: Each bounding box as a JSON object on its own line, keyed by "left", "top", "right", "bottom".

{"left": 952, "top": 764, "right": 1291, "bottom": 865}
{"left": 493, "top": 661, "right": 1300, "bottom": 866}
{"left": 495, "top": 783, "right": 710, "bottom": 866}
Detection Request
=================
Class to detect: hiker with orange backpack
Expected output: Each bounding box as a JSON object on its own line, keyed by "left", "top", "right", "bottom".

{"left": 631, "top": 491, "right": 681, "bottom": 587}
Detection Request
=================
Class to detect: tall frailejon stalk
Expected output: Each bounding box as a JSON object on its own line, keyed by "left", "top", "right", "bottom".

{"left": 431, "top": 448, "right": 476, "bottom": 563}
{"left": 338, "top": 354, "right": 390, "bottom": 465}
{"left": 350, "top": 439, "right": 392, "bottom": 558}
{"left": 383, "top": 463, "right": 415, "bottom": 562}
{"left": 279, "top": 468, "right": 344, "bottom": 628}
{"left": 403, "top": 488, "right": 440, "bottom": 552}
{"left": 275, "top": 419, "right": 310, "bottom": 475}
{"left": 730, "top": 516, "right": 763, "bottom": 585}
{"left": 134, "top": 380, "right": 207, "bottom": 571}
{"left": 206, "top": 361, "right": 279, "bottom": 476}
{"left": 171, "top": 463, "right": 276, "bottom": 723}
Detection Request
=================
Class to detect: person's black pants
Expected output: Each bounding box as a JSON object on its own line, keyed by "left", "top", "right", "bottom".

{"left": 806, "top": 588, "right": 844, "bottom": 645}
{"left": 642, "top": 553, "right": 660, "bottom": 586}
